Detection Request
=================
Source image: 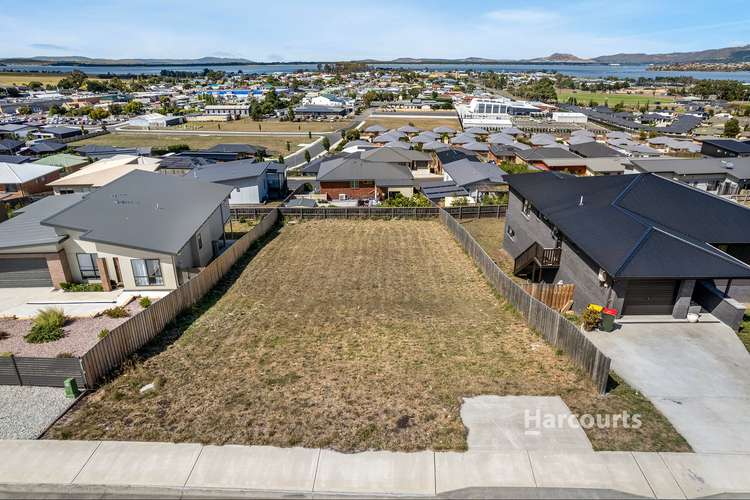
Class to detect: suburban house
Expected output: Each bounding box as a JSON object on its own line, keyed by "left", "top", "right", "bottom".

{"left": 74, "top": 145, "right": 152, "bottom": 160}
{"left": 177, "top": 144, "right": 266, "bottom": 162}
{"left": 32, "top": 126, "right": 83, "bottom": 141}
{"left": 293, "top": 104, "right": 348, "bottom": 118}
{"left": 316, "top": 156, "right": 414, "bottom": 202}
{"left": 360, "top": 147, "right": 438, "bottom": 176}
{"left": 0, "top": 170, "right": 232, "bottom": 291}
{"left": 157, "top": 156, "right": 213, "bottom": 176}
{"left": 435, "top": 149, "right": 480, "bottom": 171}
{"left": 190, "top": 160, "right": 285, "bottom": 205}
{"left": 127, "top": 113, "right": 183, "bottom": 128}
{"left": 47, "top": 155, "right": 161, "bottom": 194}
{"left": 32, "top": 153, "right": 89, "bottom": 173}
{"left": 514, "top": 147, "right": 581, "bottom": 167}
{"left": 0, "top": 139, "right": 24, "bottom": 154}
{"left": 442, "top": 159, "right": 507, "bottom": 204}
{"left": 531, "top": 157, "right": 628, "bottom": 176}
{"left": 0, "top": 162, "right": 62, "bottom": 201}
{"left": 701, "top": 138, "right": 750, "bottom": 158}
{"left": 503, "top": 172, "right": 750, "bottom": 329}
{"left": 627, "top": 157, "right": 750, "bottom": 195}
{"left": 24, "top": 141, "right": 67, "bottom": 156}
{"left": 567, "top": 141, "right": 625, "bottom": 158}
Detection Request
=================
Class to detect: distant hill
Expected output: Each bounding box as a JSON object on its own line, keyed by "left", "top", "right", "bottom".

{"left": 4, "top": 44, "right": 750, "bottom": 68}
{"left": 593, "top": 45, "right": 750, "bottom": 64}
{"left": 528, "top": 53, "right": 592, "bottom": 63}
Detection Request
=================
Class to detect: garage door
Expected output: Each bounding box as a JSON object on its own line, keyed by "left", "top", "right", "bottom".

{"left": 623, "top": 279, "right": 678, "bottom": 315}
{"left": 0, "top": 258, "right": 53, "bottom": 288}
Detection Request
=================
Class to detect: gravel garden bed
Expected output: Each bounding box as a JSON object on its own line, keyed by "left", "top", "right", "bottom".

{"left": 0, "top": 301, "right": 143, "bottom": 358}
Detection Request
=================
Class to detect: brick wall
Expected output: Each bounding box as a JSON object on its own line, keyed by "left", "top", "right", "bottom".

{"left": 46, "top": 250, "right": 72, "bottom": 287}
{"left": 320, "top": 181, "right": 379, "bottom": 200}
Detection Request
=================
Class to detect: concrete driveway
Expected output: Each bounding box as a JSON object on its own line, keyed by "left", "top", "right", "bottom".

{"left": 0, "top": 287, "right": 123, "bottom": 319}
{"left": 586, "top": 321, "right": 750, "bottom": 453}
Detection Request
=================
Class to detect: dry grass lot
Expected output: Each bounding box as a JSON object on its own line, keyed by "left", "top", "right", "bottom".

{"left": 49, "top": 220, "right": 688, "bottom": 452}
{"left": 461, "top": 218, "right": 516, "bottom": 276}
{"left": 0, "top": 72, "right": 69, "bottom": 86}
{"left": 365, "top": 117, "right": 462, "bottom": 132}
{"left": 71, "top": 133, "right": 307, "bottom": 157}
{"left": 173, "top": 119, "right": 351, "bottom": 133}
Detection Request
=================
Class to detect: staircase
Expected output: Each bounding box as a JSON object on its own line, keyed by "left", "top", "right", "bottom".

{"left": 513, "top": 242, "right": 562, "bottom": 275}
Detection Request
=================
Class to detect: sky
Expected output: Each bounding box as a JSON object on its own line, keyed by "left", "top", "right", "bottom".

{"left": 1, "top": 0, "right": 749, "bottom": 61}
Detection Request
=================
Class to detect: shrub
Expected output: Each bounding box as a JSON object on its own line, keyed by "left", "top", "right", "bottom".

{"left": 24, "top": 308, "right": 66, "bottom": 343}
{"left": 0, "top": 331, "right": 9, "bottom": 341}
{"left": 582, "top": 309, "right": 602, "bottom": 331}
{"left": 98, "top": 329, "right": 110, "bottom": 339}
{"left": 103, "top": 306, "right": 129, "bottom": 318}
{"left": 139, "top": 296, "right": 152, "bottom": 308}
{"left": 0, "top": 352, "right": 12, "bottom": 357}
{"left": 60, "top": 282, "right": 104, "bottom": 292}
{"left": 56, "top": 352, "right": 74, "bottom": 358}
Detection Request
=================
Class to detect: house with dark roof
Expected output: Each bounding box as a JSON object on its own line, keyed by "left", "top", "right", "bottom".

{"left": 628, "top": 157, "right": 750, "bottom": 195}
{"left": 568, "top": 141, "right": 625, "bottom": 158}
{"left": 514, "top": 147, "right": 581, "bottom": 167}
{"left": 24, "top": 141, "right": 67, "bottom": 156}
{"left": 503, "top": 172, "right": 750, "bottom": 328}
{"left": 360, "top": 147, "right": 437, "bottom": 175}
{"left": 316, "top": 157, "right": 414, "bottom": 202}
{"left": 701, "top": 139, "right": 750, "bottom": 158}
{"left": 75, "top": 144, "right": 151, "bottom": 160}
{"left": 189, "top": 160, "right": 286, "bottom": 204}
{"left": 39, "top": 170, "right": 230, "bottom": 291}
{"left": 435, "top": 148, "right": 480, "bottom": 170}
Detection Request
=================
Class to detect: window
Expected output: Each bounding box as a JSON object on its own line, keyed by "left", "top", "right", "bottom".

{"left": 197, "top": 233, "right": 203, "bottom": 250}
{"left": 521, "top": 198, "right": 532, "bottom": 218}
{"left": 351, "top": 180, "right": 359, "bottom": 188}
{"left": 76, "top": 253, "right": 100, "bottom": 279}
{"left": 131, "top": 259, "right": 164, "bottom": 286}
{"left": 506, "top": 226, "right": 516, "bottom": 240}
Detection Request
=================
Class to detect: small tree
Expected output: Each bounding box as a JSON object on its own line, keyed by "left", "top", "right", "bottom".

{"left": 277, "top": 155, "right": 285, "bottom": 164}
{"left": 724, "top": 118, "right": 740, "bottom": 138}
{"left": 322, "top": 136, "right": 330, "bottom": 151}
{"left": 286, "top": 141, "right": 291, "bottom": 152}
{"left": 304, "top": 150, "right": 311, "bottom": 163}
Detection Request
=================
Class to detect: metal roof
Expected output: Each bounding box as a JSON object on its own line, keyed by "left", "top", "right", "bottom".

{"left": 189, "top": 159, "right": 272, "bottom": 183}
{"left": 443, "top": 160, "right": 507, "bottom": 187}
{"left": 568, "top": 141, "right": 625, "bottom": 158}
{"left": 42, "top": 170, "right": 232, "bottom": 255}
{"left": 508, "top": 173, "right": 750, "bottom": 279}
{"left": 360, "top": 147, "right": 430, "bottom": 163}
{"left": 630, "top": 157, "right": 750, "bottom": 180}
{"left": 0, "top": 194, "right": 85, "bottom": 249}
{"left": 317, "top": 157, "right": 413, "bottom": 184}
{"left": 0, "top": 161, "right": 61, "bottom": 184}
{"left": 517, "top": 147, "right": 581, "bottom": 161}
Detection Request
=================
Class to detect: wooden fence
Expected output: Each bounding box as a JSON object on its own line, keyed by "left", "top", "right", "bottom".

{"left": 521, "top": 283, "right": 575, "bottom": 311}
{"left": 438, "top": 209, "right": 611, "bottom": 393}
{"left": 230, "top": 204, "right": 506, "bottom": 221}
{"left": 0, "top": 355, "right": 84, "bottom": 388}
{"left": 79, "top": 209, "right": 280, "bottom": 387}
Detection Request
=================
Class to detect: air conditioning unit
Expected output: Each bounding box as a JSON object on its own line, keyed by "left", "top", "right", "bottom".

{"left": 338, "top": 193, "right": 348, "bottom": 201}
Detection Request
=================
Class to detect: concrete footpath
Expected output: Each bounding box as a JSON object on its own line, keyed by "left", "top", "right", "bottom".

{"left": 3, "top": 440, "right": 750, "bottom": 498}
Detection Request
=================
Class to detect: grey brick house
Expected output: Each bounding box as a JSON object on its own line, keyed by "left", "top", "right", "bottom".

{"left": 503, "top": 172, "right": 750, "bottom": 328}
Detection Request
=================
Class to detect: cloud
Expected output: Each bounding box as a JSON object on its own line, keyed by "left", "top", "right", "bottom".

{"left": 29, "top": 43, "right": 70, "bottom": 52}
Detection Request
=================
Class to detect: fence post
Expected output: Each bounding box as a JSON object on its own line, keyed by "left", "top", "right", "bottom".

{"left": 459, "top": 205, "right": 463, "bottom": 219}
{"left": 10, "top": 355, "right": 22, "bottom": 386}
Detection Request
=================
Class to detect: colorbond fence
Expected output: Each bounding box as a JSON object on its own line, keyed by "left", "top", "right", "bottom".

{"left": 438, "top": 209, "right": 611, "bottom": 393}
{"left": 78, "top": 209, "right": 280, "bottom": 387}
{"left": 230, "top": 204, "right": 506, "bottom": 221}
{"left": 0, "top": 355, "right": 84, "bottom": 388}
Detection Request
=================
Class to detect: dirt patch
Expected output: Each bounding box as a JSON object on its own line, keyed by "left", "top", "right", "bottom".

{"left": 0, "top": 302, "right": 142, "bottom": 357}
{"left": 48, "top": 220, "right": 689, "bottom": 452}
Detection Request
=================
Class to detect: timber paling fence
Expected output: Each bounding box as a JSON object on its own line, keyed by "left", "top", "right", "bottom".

{"left": 76, "top": 209, "right": 280, "bottom": 387}
{"left": 438, "top": 209, "right": 611, "bottom": 393}
{"left": 230, "top": 204, "right": 507, "bottom": 221}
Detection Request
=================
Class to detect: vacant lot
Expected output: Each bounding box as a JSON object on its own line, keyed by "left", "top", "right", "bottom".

{"left": 0, "top": 72, "right": 117, "bottom": 86}
{"left": 49, "top": 220, "right": 688, "bottom": 452}
{"left": 557, "top": 89, "right": 676, "bottom": 108}
{"left": 173, "top": 119, "right": 351, "bottom": 133}
{"left": 365, "top": 117, "right": 462, "bottom": 132}
{"left": 71, "top": 133, "right": 308, "bottom": 156}
{"left": 461, "top": 218, "right": 516, "bottom": 276}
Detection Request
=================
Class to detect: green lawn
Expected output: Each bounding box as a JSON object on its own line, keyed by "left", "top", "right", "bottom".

{"left": 71, "top": 133, "right": 308, "bottom": 157}
{"left": 557, "top": 90, "right": 676, "bottom": 107}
